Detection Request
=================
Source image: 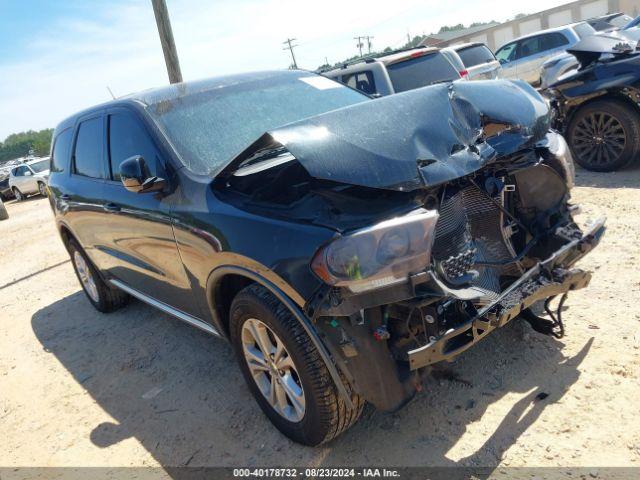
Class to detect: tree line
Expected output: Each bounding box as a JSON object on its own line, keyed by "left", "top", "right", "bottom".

{"left": 0, "top": 129, "right": 53, "bottom": 163}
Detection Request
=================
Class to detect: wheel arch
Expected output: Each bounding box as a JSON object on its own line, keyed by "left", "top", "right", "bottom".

{"left": 565, "top": 89, "right": 640, "bottom": 127}
{"left": 205, "top": 265, "right": 354, "bottom": 408}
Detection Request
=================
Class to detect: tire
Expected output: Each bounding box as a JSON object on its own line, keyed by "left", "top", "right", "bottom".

{"left": 567, "top": 100, "right": 640, "bottom": 172}
{"left": 38, "top": 182, "right": 47, "bottom": 197}
{"left": 230, "top": 284, "right": 364, "bottom": 445}
{"left": 67, "top": 238, "right": 129, "bottom": 313}
{"left": 13, "top": 188, "right": 24, "bottom": 201}
{"left": 0, "top": 198, "right": 8, "bottom": 221}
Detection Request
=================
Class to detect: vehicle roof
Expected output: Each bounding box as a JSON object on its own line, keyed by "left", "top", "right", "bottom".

{"left": 499, "top": 21, "right": 588, "bottom": 47}
{"left": 323, "top": 47, "right": 441, "bottom": 74}
{"left": 445, "top": 42, "right": 486, "bottom": 51}
{"left": 25, "top": 157, "right": 49, "bottom": 165}
{"left": 375, "top": 46, "right": 440, "bottom": 64}
{"left": 55, "top": 70, "right": 316, "bottom": 133}
{"left": 588, "top": 12, "right": 625, "bottom": 21}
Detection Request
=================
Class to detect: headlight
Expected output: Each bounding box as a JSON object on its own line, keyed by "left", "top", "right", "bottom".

{"left": 311, "top": 210, "right": 439, "bottom": 293}
{"left": 547, "top": 131, "right": 575, "bottom": 189}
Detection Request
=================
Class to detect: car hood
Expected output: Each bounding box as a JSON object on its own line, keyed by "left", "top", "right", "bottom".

{"left": 218, "top": 79, "right": 550, "bottom": 191}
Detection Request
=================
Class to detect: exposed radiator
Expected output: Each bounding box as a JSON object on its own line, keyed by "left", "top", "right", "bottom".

{"left": 432, "top": 184, "right": 522, "bottom": 301}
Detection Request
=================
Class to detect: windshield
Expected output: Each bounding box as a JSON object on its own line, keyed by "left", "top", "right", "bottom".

{"left": 146, "top": 73, "right": 368, "bottom": 175}
{"left": 574, "top": 22, "right": 597, "bottom": 39}
{"left": 610, "top": 14, "right": 634, "bottom": 28}
{"left": 386, "top": 53, "right": 459, "bottom": 93}
{"left": 495, "top": 43, "right": 517, "bottom": 63}
{"left": 29, "top": 159, "right": 49, "bottom": 173}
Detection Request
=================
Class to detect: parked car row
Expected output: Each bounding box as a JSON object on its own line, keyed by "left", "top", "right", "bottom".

{"left": 321, "top": 43, "right": 502, "bottom": 97}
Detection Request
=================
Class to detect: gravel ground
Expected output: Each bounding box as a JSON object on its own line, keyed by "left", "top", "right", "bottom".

{"left": 0, "top": 167, "right": 639, "bottom": 471}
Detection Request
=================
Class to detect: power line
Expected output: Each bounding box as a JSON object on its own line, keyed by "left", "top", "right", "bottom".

{"left": 282, "top": 38, "right": 298, "bottom": 69}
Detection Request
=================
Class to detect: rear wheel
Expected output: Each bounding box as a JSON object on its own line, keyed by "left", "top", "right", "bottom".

{"left": 13, "top": 188, "right": 24, "bottom": 201}
{"left": 567, "top": 100, "right": 640, "bottom": 172}
{"left": 230, "top": 284, "right": 363, "bottom": 445}
{"left": 67, "top": 239, "right": 129, "bottom": 313}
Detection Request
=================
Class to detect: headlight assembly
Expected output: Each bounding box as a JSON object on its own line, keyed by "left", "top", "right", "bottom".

{"left": 311, "top": 209, "right": 439, "bottom": 293}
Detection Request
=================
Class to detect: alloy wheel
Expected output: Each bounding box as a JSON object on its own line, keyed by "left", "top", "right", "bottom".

{"left": 38, "top": 183, "right": 47, "bottom": 196}
{"left": 241, "top": 318, "right": 306, "bottom": 422}
{"left": 572, "top": 111, "right": 626, "bottom": 168}
{"left": 73, "top": 251, "right": 100, "bottom": 303}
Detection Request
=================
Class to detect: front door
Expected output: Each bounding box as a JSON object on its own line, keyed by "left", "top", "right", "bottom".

{"left": 99, "top": 107, "right": 198, "bottom": 316}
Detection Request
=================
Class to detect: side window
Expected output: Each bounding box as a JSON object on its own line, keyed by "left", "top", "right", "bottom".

{"left": 108, "top": 112, "right": 159, "bottom": 181}
{"left": 74, "top": 117, "right": 105, "bottom": 179}
{"left": 342, "top": 71, "right": 376, "bottom": 95}
{"left": 50, "top": 128, "right": 73, "bottom": 173}
{"left": 12, "top": 167, "right": 23, "bottom": 177}
{"left": 496, "top": 42, "right": 517, "bottom": 63}
{"left": 516, "top": 36, "right": 544, "bottom": 59}
{"left": 543, "top": 32, "right": 570, "bottom": 50}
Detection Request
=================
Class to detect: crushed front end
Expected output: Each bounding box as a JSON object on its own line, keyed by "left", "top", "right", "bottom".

{"left": 218, "top": 79, "right": 605, "bottom": 412}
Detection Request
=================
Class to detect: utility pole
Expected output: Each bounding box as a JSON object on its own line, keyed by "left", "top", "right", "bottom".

{"left": 354, "top": 36, "right": 364, "bottom": 57}
{"left": 354, "top": 35, "right": 373, "bottom": 56}
{"left": 151, "top": 0, "right": 183, "bottom": 84}
{"left": 283, "top": 38, "right": 298, "bottom": 69}
{"left": 364, "top": 35, "right": 374, "bottom": 54}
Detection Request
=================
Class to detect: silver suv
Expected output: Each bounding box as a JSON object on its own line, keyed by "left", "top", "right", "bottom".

{"left": 322, "top": 47, "right": 463, "bottom": 96}
{"left": 8, "top": 157, "right": 50, "bottom": 200}
{"left": 495, "top": 22, "right": 595, "bottom": 86}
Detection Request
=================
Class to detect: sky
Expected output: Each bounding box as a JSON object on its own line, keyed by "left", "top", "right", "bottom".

{"left": 0, "top": 0, "right": 572, "bottom": 140}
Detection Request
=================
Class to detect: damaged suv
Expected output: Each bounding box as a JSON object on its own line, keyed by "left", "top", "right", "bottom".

{"left": 48, "top": 71, "right": 604, "bottom": 445}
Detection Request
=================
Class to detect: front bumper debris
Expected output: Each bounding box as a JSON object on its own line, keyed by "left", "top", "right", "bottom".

{"left": 408, "top": 217, "right": 606, "bottom": 370}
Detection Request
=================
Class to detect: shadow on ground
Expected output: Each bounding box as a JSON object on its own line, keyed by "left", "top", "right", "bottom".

{"left": 32, "top": 292, "right": 592, "bottom": 469}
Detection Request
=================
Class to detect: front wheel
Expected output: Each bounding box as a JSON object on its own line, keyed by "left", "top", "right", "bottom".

{"left": 567, "top": 100, "right": 640, "bottom": 172}
{"left": 230, "top": 284, "right": 363, "bottom": 445}
{"left": 67, "top": 239, "right": 129, "bottom": 313}
{"left": 38, "top": 182, "right": 47, "bottom": 197}
{"left": 13, "top": 188, "right": 24, "bottom": 201}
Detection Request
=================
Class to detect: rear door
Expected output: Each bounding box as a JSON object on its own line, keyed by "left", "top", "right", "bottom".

{"left": 64, "top": 113, "right": 110, "bottom": 267}
{"left": 100, "top": 106, "right": 197, "bottom": 315}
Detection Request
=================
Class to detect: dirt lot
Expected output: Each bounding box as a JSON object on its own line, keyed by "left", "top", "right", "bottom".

{"left": 1, "top": 168, "right": 639, "bottom": 471}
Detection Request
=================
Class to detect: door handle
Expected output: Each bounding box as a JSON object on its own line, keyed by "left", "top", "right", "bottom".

{"left": 103, "top": 202, "right": 121, "bottom": 213}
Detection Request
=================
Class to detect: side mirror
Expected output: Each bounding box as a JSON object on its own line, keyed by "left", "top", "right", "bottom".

{"left": 24, "top": 170, "right": 33, "bottom": 176}
{"left": 119, "top": 155, "right": 165, "bottom": 194}
{"left": 499, "top": 58, "right": 508, "bottom": 65}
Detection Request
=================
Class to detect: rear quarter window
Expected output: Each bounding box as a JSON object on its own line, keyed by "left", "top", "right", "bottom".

{"left": 386, "top": 53, "right": 459, "bottom": 93}
{"left": 456, "top": 45, "right": 496, "bottom": 67}
{"left": 50, "top": 128, "right": 73, "bottom": 173}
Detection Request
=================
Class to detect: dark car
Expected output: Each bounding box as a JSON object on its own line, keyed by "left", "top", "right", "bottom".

{"left": 543, "top": 34, "right": 640, "bottom": 171}
{"left": 48, "top": 70, "right": 604, "bottom": 445}
{"left": 0, "top": 176, "right": 15, "bottom": 201}
{"left": 587, "top": 12, "right": 633, "bottom": 32}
